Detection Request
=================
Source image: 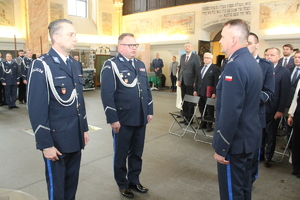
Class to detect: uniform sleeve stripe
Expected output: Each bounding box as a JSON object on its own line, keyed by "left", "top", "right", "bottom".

{"left": 217, "top": 130, "right": 230, "bottom": 145}
{"left": 84, "top": 114, "right": 87, "bottom": 119}
{"left": 261, "top": 91, "right": 269, "bottom": 103}
{"left": 104, "top": 106, "right": 117, "bottom": 113}
{"left": 148, "top": 100, "right": 153, "bottom": 105}
{"left": 34, "top": 125, "right": 50, "bottom": 134}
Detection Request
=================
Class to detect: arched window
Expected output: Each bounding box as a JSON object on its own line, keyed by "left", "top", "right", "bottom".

{"left": 68, "top": 0, "right": 87, "bottom": 18}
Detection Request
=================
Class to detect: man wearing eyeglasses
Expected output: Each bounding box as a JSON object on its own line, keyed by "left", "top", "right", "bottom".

{"left": 101, "top": 33, "right": 153, "bottom": 198}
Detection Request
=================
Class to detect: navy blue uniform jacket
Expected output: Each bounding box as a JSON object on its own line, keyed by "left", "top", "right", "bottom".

{"left": 265, "top": 64, "right": 290, "bottom": 114}
{"left": 152, "top": 58, "right": 164, "bottom": 74}
{"left": 1, "top": 61, "right": 20, "bottom": 85}
{"left": 27, "top": 48, "right": 88, "bottom": 153}
{"left": 101, "top": 54, "right": 153, "bottom": 126}
{"left": 257, "top": 57, "right": 275, "bottom": 128}
{"left": 212, "top": 47, "right": 263, "bottom": 156}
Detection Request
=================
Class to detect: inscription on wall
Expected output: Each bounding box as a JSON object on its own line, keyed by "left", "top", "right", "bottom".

{"left": 202, "top": 1, "right": 251, "bottom": 30}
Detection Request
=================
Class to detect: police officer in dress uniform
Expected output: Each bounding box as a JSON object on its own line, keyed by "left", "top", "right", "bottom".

{"left": 0, "top": 52, "right": 6, "bottom": 106}
{"left": 100, "top": 33, "right": 153, "bottom": 198}
{"left": 247, "top": 32, "right": 275, "bottom": 183}
{"left": 212, "top": 19, "right": 262, "bottom": 200}
{"left": 14, "top": 50, "right": 28, "bottom": 104}
{"left": 27, "top": 19, "right": 89, "bottom": 200}
{"left": 1, "top": 53, "right": 20, "bottom": 109}
{"left": 21, "top": 50, "right": 33, "bottom": 101}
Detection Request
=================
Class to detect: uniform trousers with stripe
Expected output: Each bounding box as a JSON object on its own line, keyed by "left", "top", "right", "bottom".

{"left": 217, "top": 152, "right": 255, "bottom": 200}
{"left": 112, "top": 125, "right": 146, "bottom": 189}
{"left": 44, "top": 151, "right": 81, "bottom": 200}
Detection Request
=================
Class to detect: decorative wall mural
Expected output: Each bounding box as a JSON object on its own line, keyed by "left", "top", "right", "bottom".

{"left": 102, "top": 12, "right": 112, "bottom": 36}
{"left": 50, "top": 2, "right": 64, "bottom": 22}
{"left": 162, "top": 12, "right": 195, "bottom": 35}
{"left": 260, "top": 0, "right": 300, "bottom": 29}
{"left": 126, "top": 18, "right": 152, "bottom": 37}
{"left": 0, "top": 0, "right": 15, "bottom": 26}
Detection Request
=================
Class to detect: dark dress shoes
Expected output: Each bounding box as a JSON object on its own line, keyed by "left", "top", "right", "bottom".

{"left": 12, "top": 106, "right": 19, "bottom": 108}
{"left": 264, "top": 159, "right": 272, "bottom": 168}
{"left": 119, "top": 188, "right": 134, "bottom": 198}
{"left": 130, "top": 184, "right": 148, "bottom": 193}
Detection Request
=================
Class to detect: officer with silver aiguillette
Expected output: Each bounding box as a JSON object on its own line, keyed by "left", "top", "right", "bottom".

{"left": 101, "top": 33, "right": 153, "bottom": 199}
{"left": 1, "top": 53, "right": 20, "bottom": 109}
{"left": 27, "top": 19, "right": 89, "bottom": 200}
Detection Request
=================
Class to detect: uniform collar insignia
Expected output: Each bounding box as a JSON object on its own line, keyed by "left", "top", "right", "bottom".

{"left": 119, "top": 57, "right": 125, "bottom": 62}
{"left": 53, "top": 56, "right": 60, "bottom": 63}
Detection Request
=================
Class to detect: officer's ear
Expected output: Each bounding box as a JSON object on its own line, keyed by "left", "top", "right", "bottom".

{"left": 53, "top": 33, "right": 60, "bottom": 44}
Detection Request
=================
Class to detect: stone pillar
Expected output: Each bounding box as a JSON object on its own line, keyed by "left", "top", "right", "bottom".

{"left": 113, "top": 0, "right": 123, "bottom": 37}
{"left": 25, "top": 0, "right": 49, "bottom": 55}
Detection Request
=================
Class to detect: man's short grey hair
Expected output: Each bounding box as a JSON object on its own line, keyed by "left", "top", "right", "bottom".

{"left": 48, "top": 19, "right": 73, "bottom": 44}
{"left": 204, "top": 52, "right": 213, "bottom": 59}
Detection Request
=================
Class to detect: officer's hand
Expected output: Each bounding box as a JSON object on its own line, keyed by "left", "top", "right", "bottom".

{"left": 214, "top": 152, "right": 230, "bottom": 165}
{"left": 43, "top": 147, "right": 62, "bottom": 161}
{"left": 84, "top": 131, "right": 89, "bottom": 146}
{"left": 177, "top": 81, "right": 181, "bottom": 87}
{"left": 23, "top": 80, "right": 27, "bottom": 84}
{"left": 288, "top": 117, "right": 293, "bottom": 126}
{"left": 193, "top": 91, "right": 197, "bottom": 96}
{"left": 211, "top": 94, "right": 216, "bottom": 99}
{"left": 111, "top": 121, "right": 121, "bottom": 133}
{"left": 2, "top": 83, "right": 6, "bottom": 86}
{"left": 147, "top": 115, "right": 153, "bottom": 123}
{"left": 17, "top": 82, "right": 20, "bottom": 85}
{"left": 274, "top": 111, "right": 283, "bottom": 120}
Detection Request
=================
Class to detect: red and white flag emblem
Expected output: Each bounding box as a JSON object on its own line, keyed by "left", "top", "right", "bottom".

{"left": 225, "top": 76, "right": 232, "bottom": 81}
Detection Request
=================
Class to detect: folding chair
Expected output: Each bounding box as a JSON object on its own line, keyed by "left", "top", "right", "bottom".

{"left": 275, "top": 108, "right": 293, "bottom": 162}
{"left": 194, "top": 98, "right": 216, "bottom": 144}
{"left": 168, "top": 94, "right": 200, "bottom": 137}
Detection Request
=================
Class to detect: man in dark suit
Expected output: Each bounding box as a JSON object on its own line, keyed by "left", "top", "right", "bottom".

{"left": 212, "top": 19, "right": 263, "bottom": 200}
{"left": 101, "top": 33, "right": 153, "bottom": 198}
{"left": 247, "top": 33, "right": 275, "bottom": 183}
{"left": 177, "top": 42, "right": 201, "bottom": 123}
{"left": 27, "top": 19, "right": 89, "bottom": 200}
{"left": 278, "top": 44, "right": 295, "bottom": 69}
{"left": 262, "top": 47, "right": 290, "bottom": 168}
{"left": 193, "top": 52, "right": 220, "bottom": 132}
{"left": 152, "top": 53, "right": 164, "bottom": 87}
{"left": 287, "top": 51, "right": 300, "bottom": 107}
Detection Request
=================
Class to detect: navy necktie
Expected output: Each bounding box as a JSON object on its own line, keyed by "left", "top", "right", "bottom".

{"left": 66, "top": 58, "right": 72, "bottom": 72}
{"left": 201, "top": 65, "right": 207, "bottom": 78}
{"left": 292, "top": 68, "right": 300, "bottom": 84}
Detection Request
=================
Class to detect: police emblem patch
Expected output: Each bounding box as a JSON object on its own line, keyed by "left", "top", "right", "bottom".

{"left": 61, "top": 88, "right": 66, "bottom": 94}
{"left": 53, "top": 57, "right": 60, "bottom": 63}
